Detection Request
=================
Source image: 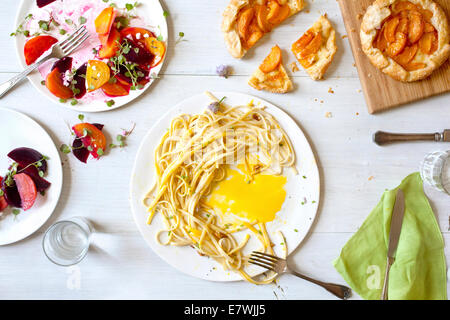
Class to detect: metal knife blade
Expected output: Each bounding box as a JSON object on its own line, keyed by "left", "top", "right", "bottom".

{"left": 381, "top": 188, "right": 406, "bottom": 299}
{"left": 387, "top": 188, "right": 405, "bottom": 259}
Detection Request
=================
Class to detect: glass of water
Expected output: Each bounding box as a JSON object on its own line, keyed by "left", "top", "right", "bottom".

{"left": 42, "top": 217, "right": 93, "bottom": 266}
{"left": 420, "top": 150, "right": 450, "bottom": 195}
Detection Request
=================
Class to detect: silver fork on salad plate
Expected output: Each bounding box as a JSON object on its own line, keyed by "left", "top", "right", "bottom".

{"left": 249, "top": 251, "right": 352, "bottom": 300}
{"left": 0, "top": 25, "right": 90, "bottom": 98}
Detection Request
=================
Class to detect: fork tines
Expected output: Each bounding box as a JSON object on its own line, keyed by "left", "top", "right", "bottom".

{"left": 248, "top": 251, "right": 281, "bottom": 272}
{"left": 59, "top": 26, "right": 90, "bottom": 56}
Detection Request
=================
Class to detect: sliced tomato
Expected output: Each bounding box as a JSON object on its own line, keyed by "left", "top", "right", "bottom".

{"left": 99, "top": 28, "right": 121, "bottom": 59}
{"left": 24, "top": 35, "right": 58, "bottom": 65}
{"left": 95, "top": 7, "right": 116, "bottom": 35}
{"left": 120, "top": 27, "right": 155, "bottom": 46}
{"left": 72, "top": 123, "right": 107, "bottom": 159}
{"left": 46, "top": 68, "right": 74, "bottom": 99}
{"left": 0, "top": 177, "right": 8, "bottom": 211}
{"left": 13, "top": 173, "right": 37, "bottom": 211}
{"left": 101, "top": 78, "right": 130, "bottom": 97}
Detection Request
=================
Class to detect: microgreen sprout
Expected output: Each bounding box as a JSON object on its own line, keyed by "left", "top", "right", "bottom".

{"left": 11, "top": 14, "right": 33, "bottom": 37}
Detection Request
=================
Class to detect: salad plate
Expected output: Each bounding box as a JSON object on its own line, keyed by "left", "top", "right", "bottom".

{"left": 0, "top": 107, "right": 63, "bottom": 245}
{"left": 13, "top": 0, "right": 168, "bottom": 112}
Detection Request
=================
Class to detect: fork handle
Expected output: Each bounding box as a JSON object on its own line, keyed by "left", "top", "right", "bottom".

{"left": 0, "top": 57, "right": 49, "bottom": 99}
{"left": 289, "top": 270, "right": 352, "bottom": 300}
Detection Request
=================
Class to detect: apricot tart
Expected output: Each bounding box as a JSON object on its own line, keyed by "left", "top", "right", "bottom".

{"left": 222, "top": 0, "right": 305, "bottom": 58}
{"left": 361, "top": 0, "right": 450, "bottom": 82}
{"left": 248, "top": 45, "right": 293, "bottom": 93}
{"left": 291, "top": 15, "right": 337, "bottom": 80}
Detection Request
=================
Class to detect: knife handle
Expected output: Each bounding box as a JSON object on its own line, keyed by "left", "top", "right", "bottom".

{"left": 373, "top": 131, "right": 442, "bottom": 146}
{"left": 381, "top": 256, "right": 394, "bottom": 300}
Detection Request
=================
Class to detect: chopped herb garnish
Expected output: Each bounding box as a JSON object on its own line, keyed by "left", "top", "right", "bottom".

{"left": 79, "top": 16, "right": 87, "bottom": 25}
{"left": 106, "top": 99, "right": 115, "bottom": 107}
{"left": 60, "top": 144, "right": 71, "bottom": 154}
{"left": 71, "top": 99, "right": 78, "bottom": 106}
{"left": 78, "top": 114, "right": 84, "bottom": 121}
{"left": 59, "top": 98, "right": 67, "bottom": 103}
{"left": 12, "top": 209, "right": 20, "bottom": 216}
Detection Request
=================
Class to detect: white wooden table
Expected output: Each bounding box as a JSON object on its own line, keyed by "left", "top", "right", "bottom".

{"left": 0, "top": 0, "right": 448, "bottom": 300}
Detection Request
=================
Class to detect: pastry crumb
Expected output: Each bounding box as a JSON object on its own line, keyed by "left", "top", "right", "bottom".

{"left": 290, "top": 62, "right": 299, "bottom": 73}
{"left": 342, "top": 35, "right": 348, "bottom": 39}
{"left": 357, "top": 89, "right": 362, "bottom": 93}
{"left": 368, "top": 176, "right": 374, "bottom": 181}
{"left": 325, "top": 111, "right": 332, "bottom": 118}
{"left": 328, "top": 87, "right": 334, "bottom": 94}
{"left": 357, "top": 13, "right": 363, "bottom": 20}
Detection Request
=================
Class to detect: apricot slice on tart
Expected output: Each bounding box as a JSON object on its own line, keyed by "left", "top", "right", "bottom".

{"left": 393, "top": 44, "right": 418, "bottom": 66}
{"left": 419, "top": 31, "right": 438, "bottom": 54}
{"left": 144, "top": 37, "right": 166, "bottom": 67}
{"left": 268, "top": 3, "right": 290, "bottom": 26}
{"left": 384, "top": 16, "right": 400, "bottom": 43}
{"left": 86, "top": 60, "right": 111, "bottom": 91}
{"left": 386, "top": 32, "right": 407, "bottom": 57}
{"left": 408, "top": 11, "right": 424, "bottom": 44}
{"left": 24, "top": 35, "right": 58, "bottom": 65}
{"left": 237, "top": 7, "right": 255, "bottom": 40}
{"left": 245, "top": 23, "right": 264, "bottom": 49}
{"left": 45, "top": 68, "right": 74, "bottom": 99}
{"left": 256, "top": 4, "right": 272, "bottom": 32}
{"left": 95, "top": 7, "right": 116, "bottom": 35}
{"left": 260, "top": 45, "right": 282, "bottom": 73}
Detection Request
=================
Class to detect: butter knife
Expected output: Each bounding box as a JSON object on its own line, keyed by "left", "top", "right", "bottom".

{"left": 381, "top": 188, "right": 405, "bottom": 300}
{"left": 373, "top": 130, "right": 450, "bottom": 146}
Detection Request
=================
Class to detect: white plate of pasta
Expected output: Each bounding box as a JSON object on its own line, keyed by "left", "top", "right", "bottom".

{"left": 130, "top": 92, "right": 320, "bottom": 282}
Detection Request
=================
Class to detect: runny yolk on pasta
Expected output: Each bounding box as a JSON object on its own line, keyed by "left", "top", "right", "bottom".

{"left": 205, "top": 166, "right": 287, "bottom": 230}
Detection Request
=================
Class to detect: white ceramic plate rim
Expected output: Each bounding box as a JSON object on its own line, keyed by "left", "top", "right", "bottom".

{"left": 130, "top": 92, "right": 321, "bottom": 281}
{"left": 0, "top": 107, "right": 63, "bottom": 245}
{"left": 14, "top": 0, "right": 168, "bottom": 113}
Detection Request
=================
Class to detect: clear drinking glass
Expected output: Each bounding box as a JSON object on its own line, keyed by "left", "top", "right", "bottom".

{"left": 42, "top": 217, "right": 93, "bottom": 266}
{"left": 420, "top": 150, "right": 450, "bottom": 195}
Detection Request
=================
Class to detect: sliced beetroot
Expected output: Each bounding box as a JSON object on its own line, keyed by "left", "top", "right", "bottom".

{"left": 17, "top": 165, "right": 51, "bottom": 193}
{"left": 13, "top": 173, "right": 37, "bottom": 211}
{"left": 51, "top": 56, "right": 73, "bottom": 74}
{"left": 92, "top": 123, "right": 104, "bottom": 131}
{"left": 1, "top": 179, "right": 21, "bottom": 208}
{"left": 73, "top": 63, "right": 87, "bottom": 99}
{"left": 8, "top": 147, "right": 47, "bottom": 173}
{"left": 123, "top": 40, "right": 154, "bottom": 69}
{"left": 0, "top": 177, "right": 8, "bottom": 211}
{"left": 71, "top": 123, "right": 104, "bottom": 163}
{"left": 37, "top": 0, "right": 56, "bottom": 8}
{"left": 72, "top": 138, "right": 89, "bottom": 163}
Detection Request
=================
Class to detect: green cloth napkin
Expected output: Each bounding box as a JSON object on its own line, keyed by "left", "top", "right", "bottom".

{"left": 333, "top": 172, "right": 447, "bottom": 300}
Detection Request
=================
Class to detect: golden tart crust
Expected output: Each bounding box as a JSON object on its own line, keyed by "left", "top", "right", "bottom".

{"left": 222, "top": 0, "right": 305, "bottom": 59}
{"left": 248, "top": 45, "right": 293, "bottom": 93}
{"left": 360, "top": 0, "right": 450, "bottom": 82}
{"left": 291, "top": 14, "right": 337, "bottom": 80}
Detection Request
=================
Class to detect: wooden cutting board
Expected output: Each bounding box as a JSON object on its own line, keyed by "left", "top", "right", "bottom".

{"left": 337, "top": 0, "right": 450, "bottom": 114}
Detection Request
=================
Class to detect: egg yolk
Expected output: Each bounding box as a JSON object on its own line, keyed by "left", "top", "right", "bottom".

{"left": 205, "top": 167, "right": 287, "bottom": 229}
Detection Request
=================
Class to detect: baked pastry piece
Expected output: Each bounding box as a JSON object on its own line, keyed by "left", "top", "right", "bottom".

{"left": 360, "top": 0, "right": 450, "bottom": 82}
{"left": 248, "top": 45, "right": 293, "bottom": 93}
{"left": 291, "top": 14, "right": 337, "bottom": 80}
{"left": 222, "top": 0, "right": 305, "bottom": 59}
